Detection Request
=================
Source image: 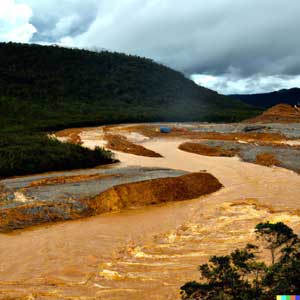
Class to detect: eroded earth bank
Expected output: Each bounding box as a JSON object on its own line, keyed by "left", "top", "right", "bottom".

{"left": 1, "top": 122, "right": 300, "bottom": 299}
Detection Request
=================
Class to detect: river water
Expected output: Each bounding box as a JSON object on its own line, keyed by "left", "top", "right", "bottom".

{"left": 0, "top": 138, "right": 300, "bottom": 299}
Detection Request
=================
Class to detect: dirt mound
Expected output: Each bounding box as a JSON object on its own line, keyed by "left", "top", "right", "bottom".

{"left": 105, "top": 134, "right": 162, "bottom": 157}
{"left": 245, "top": 103, "right": 300, "bottom": 123}
{"left": 85, "top": 172, "right": 223, "bottom": 214}
{"left": 179, "top": 142, "right": 237, "bottom": 157}
{"left": 255, "top": 153, "right": 280, "bottom": 167}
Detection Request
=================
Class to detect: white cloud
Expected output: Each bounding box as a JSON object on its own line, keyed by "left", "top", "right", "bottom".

{"left": 191, "top": 74, "right": 300, "bottom": 95}
{"left": 1, "top": 0, "right": 300, "bottom": 94}
{"left": 0, "top": 0, "right": 36, "bottom": 42}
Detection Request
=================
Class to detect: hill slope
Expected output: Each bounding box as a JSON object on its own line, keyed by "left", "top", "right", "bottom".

{"left": 0, "top": 43, "right": 257, "bottom": 132}
{"left": 0, "top": 43, "right": 260, "bottom": 177}
{"left": 231, "top": 88, "right": 300, "bottom": 109}
{"left": 245, "top": 103, "right": 300, "bottom": 123}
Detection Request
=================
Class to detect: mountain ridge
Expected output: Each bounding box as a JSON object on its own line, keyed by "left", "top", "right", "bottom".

{"left": 231, "top": 87, "right": 300, "bottom": 109}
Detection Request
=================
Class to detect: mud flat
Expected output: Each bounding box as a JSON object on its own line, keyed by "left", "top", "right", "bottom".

{"left": 112, "top": 122, "right": 300, "bottom": 140}
{"left": 179, "top": 140, "right": 300, "bottom": 173}
{"left": 0, "top": 167, "right": 222, "bottom": 232}
{"left": 0, "top": 125, "right": 300, "bottom": 299}
{"left": 104, "top": 134, "right": 162, "bottom": 157}
{"left": 179, "top": 142, "right": 236, "bottom": 157}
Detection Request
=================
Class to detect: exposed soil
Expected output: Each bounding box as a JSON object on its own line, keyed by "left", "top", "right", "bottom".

{"left": 1, "top": 167, "right": 187, "bottom": 204}
{"left": 56, "top": 128, "right": 163, "bottom": 157}
{"left": 85, "top": 172, "right": 222, "bottom": 214}
{"left": 255, "top": 153, "right": 281, "bottom": 167}
{"left": 0, "top": 172, "right": 221, "bottom": 232}
{"left": 246, "top": 103, "right": 300, "bottom": 123}
{"left": 178, "top": 140, "right": 299, "bottom": 172}
{"left": 120, "top": 124, "right": 287, "bottom": 142}
{"left": 28, "top": 173, "right": 115, "bottom": 187}
{"left": 0, "top": 201, "right": 84, "bottom": 232}
{"left": 104, "top": 134, "right": 162, "bottom": 157}
{"left": 55, "top": 128, "right": 83, "bottom": 144}
{"left": 179, "top": 142, "right": 237, "bottom": 157}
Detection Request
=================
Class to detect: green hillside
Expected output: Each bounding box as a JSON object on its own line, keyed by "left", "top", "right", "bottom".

{"left": 0, "top": 43, "right": 259, "bottom": 177}
{"left": 0, "top": 42, "right": 258, "bottom": 132}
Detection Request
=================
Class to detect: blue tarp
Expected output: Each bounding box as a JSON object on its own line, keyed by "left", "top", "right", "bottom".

{"left": 160, "top": 126, "right": 172, "bottom": 133}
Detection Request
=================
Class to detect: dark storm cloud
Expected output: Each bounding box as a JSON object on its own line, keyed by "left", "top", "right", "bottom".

{"left": 72, "top": 0, "right": 300, "bottom": 78}
{"left": 16, "top": 0, "right": 300, "bottom": 77}
{"left": 6, "top": 0, "right": 300, "bottom": 93}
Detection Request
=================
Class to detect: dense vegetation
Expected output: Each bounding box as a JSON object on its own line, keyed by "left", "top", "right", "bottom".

{"left": 0, "top": 42, "right": 258, "bottom": 132}
{"left": 0, "top": 133, "right": 115, "bottom": 178}
{"left": 0, "top": 42, "right": 259, "bottom": 177}
{"left": 181, "top": 222, "right": 300, "bottom": 300}
{"left": 231, "top": 88, "right": 300, "bottom": 109}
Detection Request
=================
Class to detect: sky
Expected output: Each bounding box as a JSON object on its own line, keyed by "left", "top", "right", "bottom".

{"left": 1, "top": 0, "right": 300, "bottom": 94}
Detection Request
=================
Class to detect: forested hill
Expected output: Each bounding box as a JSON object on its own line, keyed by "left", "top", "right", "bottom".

{"left": 231, "top": 88, "right": 300, "bottom": 109}
{"left": 0, "top": 43, "right": 257, "bottom": 132}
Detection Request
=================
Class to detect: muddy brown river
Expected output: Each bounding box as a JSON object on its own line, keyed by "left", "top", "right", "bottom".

{"left": 0, "top": 134, "right": 300, "bottom": 299}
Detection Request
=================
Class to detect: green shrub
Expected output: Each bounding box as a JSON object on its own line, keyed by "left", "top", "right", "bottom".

{"left": 0, "top": 133, "right": 115, "bottom": 177}
{"left": 181, "top": 222, "right": 300, "bottom": 300}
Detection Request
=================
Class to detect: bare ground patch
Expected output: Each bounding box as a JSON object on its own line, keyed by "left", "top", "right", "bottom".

{"left": 179, "top": 142, "right": 237, "bottom": 157}
{"left": 0, "top": 172, "right": 221, "bottom": 232}
{"left": 104, "top": 134, "right": 162, "bottom": 157}
{"left": 85, "top": 172, "right": 223, "bottom": 214}
{"left": 178, "top": 140, "right": 299, "bottom": 172}
{"left": 55, "top": 128, "right": 84, "bottom": 144}
{"left": 28, "top": 173, "right": 117, "bottom": 188}
{"left": 255, "top": 153, "right": 281, "bottom": 167}
{"left": 119, "top": 125, "right": 287, "bottom": 143}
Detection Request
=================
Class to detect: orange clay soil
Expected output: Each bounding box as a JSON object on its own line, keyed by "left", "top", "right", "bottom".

{"left": 55, "top": 128, "right": 163, "bottom": 157}
{"left": 120, "top": 125, "right": 287, "bottom": 142}
{"left": 104, "top": 134, "right": 162, "bottom": 157}
{"left": 255, "top": 153, "right": 281, "bottom": 167}
{"left": 0, "top": 201, "right": 86, "bottom": 232}
{"left": 28, "top": 173, "right": 117, "bottom": 188}
{"left": 55, "top": 128, "right": 83, "bottom": 144}
{"left": 178, "top": 142, "right": 282, "bottom": 169}
{"left": 0, "top": 172, "right": 222, "bottom": 232}
{"left": 245, "top": 103, "right": 300, "bottom": 123}
{"left": 252, "top": 141, "right": 300, "bottom": 149}
{"left": 178, "top": 142, "right": 237, "bottom": 157}
{"left": 84, "top": 172, "right": 223, "bottom": 214}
